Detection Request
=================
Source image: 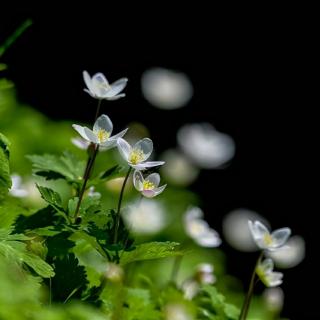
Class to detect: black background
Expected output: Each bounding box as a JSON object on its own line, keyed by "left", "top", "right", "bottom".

{"left": 0, "top": 5, "right": 316, "bottom": 318}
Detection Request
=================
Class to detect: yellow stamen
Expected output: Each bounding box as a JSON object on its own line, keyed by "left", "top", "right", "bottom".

{"left": 263, "top": 234, "right": 273, "bottom": 246}
{"left": 95, "top": 129, "right": 110, "bottom": 143}
{"left": 129, "top": 148, "right": 145, "bottom": 165}
{"left": 143, "top": 180, "right": 155, "bottom": 190}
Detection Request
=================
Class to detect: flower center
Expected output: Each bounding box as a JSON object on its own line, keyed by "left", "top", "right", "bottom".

{"left": 143, "top": 180, "right": 155, "bottom": 190}
{"left": 263, "top": 234, "right": 273, "bottom": 246}
{"left": 95, "top": 129, "right": 110, "bottom": 143}
{"left": 129, "top": 148, "right": 145, "bottom": 165}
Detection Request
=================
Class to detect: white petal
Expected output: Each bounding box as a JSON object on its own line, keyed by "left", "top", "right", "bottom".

{"left": 185, "top": 219, "right": 209, "bottom": 238}
{"left": 83, "top": 70, "right": 94, "bottom": 93}
{"left": 93, "top": 114, "right": 113, "bottom": 134}
{"left": 134, "top": 138, "right": 153, "bottom": 161}
{"left": 117, "top": 138, "right": 131, "bottom": 161}
{"left": 133, "top": 170, "right": 144, "bottom": 191}
{"left": 109, "top": 128, "right": 128, "bottom": 141}
{"left": 195, "top": 229, "right": 221, "bottom": 247}
{"left": 248, "top": 220, "right": 270, "bottom": 243}
{"left": 153, "top": 184, "right": 167, "bottom": 196}
{"left": 139, "top": 161, "right": 165, "bottom": 168}
{"left": 185, "top": 207, "right": 204, "bottom": 221}
{"left": 266, "top": 272, "right": 283, "bottom": 287}
{"left": 142, "top": 190, "right": 156, "bottom": 198}
{"left": 99, "top": 139, "right": 117, "bottom": 150}
{"left": 92, "top": 72, "right": 109, "bottom": 86}
{"left": 105, "top": 93, "right": 126, "bottom": 100}
{"left": 104, "top": 78, "right": 128, "bottom": 97}
{"left": 84, "top": 88, "right": 96, "bottom": 98}
{"left": 92, "top": 72, "right": 110, "bottom": 97}
{"left": 145, "top": 173, "right": 160, "bottom": 187}
{"left": 271, "top": 228, "right": 291, "bottom": 248}
{"left": 260, "top": 259, "right": 274, "bottom": 274}
{"left": 71, "top": 137, "right": 90, "bottom": 150}
{"left": 84, "top": 128, "right": 98, "bottom": 143}
{"left": 72, "top": 124, "right": 92, "bottom": 142}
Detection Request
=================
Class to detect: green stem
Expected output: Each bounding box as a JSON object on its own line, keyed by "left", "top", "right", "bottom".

{"left": 94, "top": 99, "right": 102, "bottom": 122}
{"left": 170, "top": 255, "right": 183, "bottom": 283}
{"left": 74, "top": 144, "right": 99, "bottom": 221}
{"left": 239, "top": 252, "right": 264, "bottom": 320}
{"left": 113, "top": 166, "right": 132, "bottom": 244}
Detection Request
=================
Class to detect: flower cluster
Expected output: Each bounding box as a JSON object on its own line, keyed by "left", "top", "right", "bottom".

{"left": 248, "top": 220, "right": 291, "bottom": 287}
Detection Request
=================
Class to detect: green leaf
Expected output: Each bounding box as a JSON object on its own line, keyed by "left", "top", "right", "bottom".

{"left": 120, "top": 242, "right": 182, "bottom": 265}
{"left": 89, "top": 165, "right": 122, "bottom": 187}
{"left": 0, "top": 132, "right": 11, "bottom": 199}
{"left": 0, "top": 234, "right": 54, "bottom": 278}
{"left": 36, "top": 185, "right": 64, "bottom": 213}
{"left": 27, "top": 151, "right": 85, "bottom": 184}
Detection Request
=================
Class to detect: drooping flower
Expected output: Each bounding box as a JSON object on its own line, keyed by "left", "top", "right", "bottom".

{"left": 256, "top": 258, "right": 284, "bottom": 287}
{"left": 117, "top": 137, "right": 164, "bottom": 170}
{"left": 72, "top": 114, "right": 127, "bottom": 149}
{"left": 184, "top": 207, "right": 221, "bottom": 247}
{"left": 133, "top": 170, "right": 166, "bottom": 198}
{"left": 248, "top": 220, "right": 291, "bottom": 251}
{"left": 83, "top": 71, "right": 128, "bottom": 100}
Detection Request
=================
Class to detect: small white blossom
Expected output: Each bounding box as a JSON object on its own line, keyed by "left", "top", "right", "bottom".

{"left": 83, "top": 71, "right": 128, "bottom": 100}
{"left": 184, "top": 207, "right": 221, "bottom": 247}
{"left": 117, "top": 137, "right": 164, "bottom": 170}
{"left": 133, "top": 170, "right": 166, "bottom": 198}
{"left": 256, "top": 259, "right": 283, "bottom": 287}
{"left": 72, "top": 114, "right": 127, "bottom": 149}
{"left": 164, "top": 303, "right": 194, "bottom": 320}
{"left": 248, "top": 220, "right": 291, "bottom": 251}
{"left": 9, "top": 174, "right": 29, "bottom": 197}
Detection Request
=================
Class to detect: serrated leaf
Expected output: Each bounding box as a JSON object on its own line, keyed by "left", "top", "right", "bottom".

{"left": 36, "top": 185, "right": 65, "bottom": 214}
{"left": 0, "top": 132, "right": 11, "bottom": 199}
{"left": 120, "top": 241, "right": 182, "bottom": 265}
{"left": 27, "top": 151, "right": 85, "bottom": 184}
{"left": 0, "top": 238, "right": 54, "bottom": 278}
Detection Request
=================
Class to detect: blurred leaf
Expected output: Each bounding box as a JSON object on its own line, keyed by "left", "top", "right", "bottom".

{"left": 36, "top": 185, "right": 66, "bottom": 215}
{"left": 0, "top": 231, "right": 54, "bottom": 278}
{"left": 120, "top": 242, "right": 182, "bottom": 265}
{"left": 0, "top": 132, "right": 11, "bottom": 199}
{"left": 27, "top": 151, "right": 85, "bottom": 184}
{"left": 88, "top": 165, "right": 122, "bottom": 187}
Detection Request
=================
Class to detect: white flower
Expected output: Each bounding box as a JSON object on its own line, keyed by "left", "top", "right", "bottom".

{"left": 267, "top": 235, "right": 305, "bottom": 268}
{"left": 72, "top": 114, "right": 127, "bottom": 149}
{"left": 117, "top": 137, "right": 165, "bottom": 170}
{"left": 87, "top": 186, "right": 101, "bottom": 199}
{"left": 83, "top": 71, "right": 128, "bottom": 100}
{"left": 263, "top": 287, "right": 284, "bottom": 312}
{"left": 223, "top": 209, "right": 270, "bottom": 252}
{"left": 256, "top": 259, "right": 283, "bottom": 287}
{"left": 133, "top": 170, "right": 166, "bottom": 198}
{"left": 141, "top": 67, "right": 193, "bottom": 109}
{"left": 248, "top": 220, "right": 291, "bottom": 251}
{"left": 9, "top": 174, "right": 29, "bottom": 197}
{"left": 123, "top": 199, "right": 167, "bottom": 235}
{"left": 177, "top": 123, "right": 235, "bottom": 169}
{"left": 164, "top": 303, "right": 194, "bottom": 320}
{"left": 184, "top": 207, "right": 221, "bottom": 247}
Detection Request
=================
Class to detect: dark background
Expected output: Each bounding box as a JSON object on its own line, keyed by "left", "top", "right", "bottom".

{"left": 0, "top": 6, "right": 316, "bottom": 318}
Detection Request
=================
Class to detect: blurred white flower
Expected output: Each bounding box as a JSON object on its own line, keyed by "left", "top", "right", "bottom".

{"left": 9, "top": 174, "right": 29, "bottom": 197}
{"left": 73, "top": 114, "right": 127, "bottom": 148}
{"left": 133, "top": 170, "right": 166, "bottom": 198}
{"left": 141, "top": 68, "right": 193, "bottom": 109}
{"left": 123, "top": 199, "right": 167, "bottom": 235}
{"left": 83, "top": 71, "right": 128, "bottom": 100}
{"left": 164, "top": 303, "right": 194, "bottom": 320}
{"left": 223, "top": 209, "right": 270, "bottom": 252}
{"left": 117, "top": 137, "right": 164, "bottom": 170}
{"left": 182, "top": 263, "right": 216, "bottom": 300}
{"left": 87, "top": 186, "right": 101, "bottom": 199}
{"left": 105, "top": 263, "right": 124, "bottom": 283}
{"left": 184, "top": 207, "right": 221, "bottom": 247}
{"left": 256, "top": 258, "right": 283, "bottom": 287}
{"left": 263, "top": 287, "right": 284, "bottom": 312}
{"left": 248, "top": 220, "right": 291, "bottom": 251}
{"left": 267, "top": 235, "right": 305, "bottom": 268}
{"left": 160, "top": 149, "right": 199, "bottom": 186}
{"left": 177, "top": 123, "right": 235, "bottom": 169}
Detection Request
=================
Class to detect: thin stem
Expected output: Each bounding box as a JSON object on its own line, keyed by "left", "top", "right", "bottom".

{"left": 74, "top": 144, "right": 99, "bottom": 221}
{"left": 113, "top": 166, "right": 132, "bottom": 244}
{"left": 94, "top": 99, "right": 102, "bottom": 122}
{"left": 49, "top": 277, "right": 52, "bottom": 306}
{"left": 239, "top": 252, "right": 264, "bottom": 320}
{"left": 170, "top": 255, "right": 183, "bottom": 283}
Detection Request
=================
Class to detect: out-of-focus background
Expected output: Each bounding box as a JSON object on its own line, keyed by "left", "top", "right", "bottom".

{"left": 0, "top": 6, "right": 316, "bottom": 318}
